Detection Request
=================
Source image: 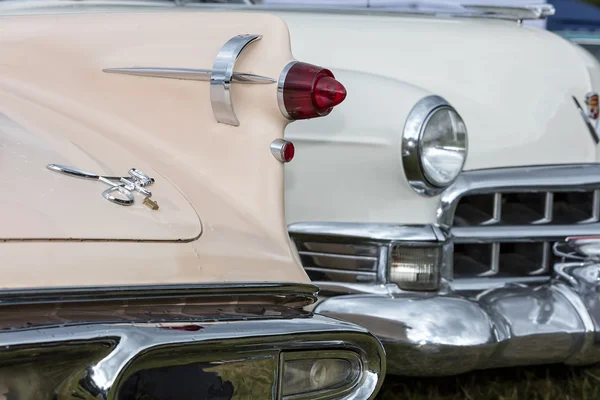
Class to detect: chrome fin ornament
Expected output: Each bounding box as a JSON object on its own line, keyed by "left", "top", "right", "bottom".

{"left": 102, "top": 68, "right": 275, "bottom": 84}
{"left": 47, "top": 164, "right": 159, "bottom": 210}
{"left": 103, "top": 34, "right": 274, "bottom": 126}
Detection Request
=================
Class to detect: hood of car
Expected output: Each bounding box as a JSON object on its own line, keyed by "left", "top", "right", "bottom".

{"left": 280, "top": 11, "right": 599, "bottom": 170}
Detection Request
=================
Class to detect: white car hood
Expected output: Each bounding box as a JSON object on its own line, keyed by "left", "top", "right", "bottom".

{"left": 279, "top": 11, "right": 599, "bottom": 170}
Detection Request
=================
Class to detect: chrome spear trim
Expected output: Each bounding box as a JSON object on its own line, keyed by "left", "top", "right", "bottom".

{"left": 102, "top": 67, "right": 275, "bottom": 84}
{"left": 103, "top": 34, "right": 274, "bottom": 126}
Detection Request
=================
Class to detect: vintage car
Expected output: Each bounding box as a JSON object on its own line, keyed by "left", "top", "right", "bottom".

{"left": 274, "top": 1, "right": 600, "bottom": 377}
{"left": 0, "top": 1, "right": 387, "bottom": 398}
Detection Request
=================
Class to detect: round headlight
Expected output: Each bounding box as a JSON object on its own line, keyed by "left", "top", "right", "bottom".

{"left": 402, "top": 95, "right": 468, "bottom": 196}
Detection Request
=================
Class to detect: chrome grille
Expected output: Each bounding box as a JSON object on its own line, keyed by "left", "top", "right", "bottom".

{"left": 454, "top": 190, "right": 600, "bottom": 227}
{"left": 295, "top": 240, "right": 381, "bottom": 284}
{"left": 440, "top": 165, "right": 600, "bottom": 284}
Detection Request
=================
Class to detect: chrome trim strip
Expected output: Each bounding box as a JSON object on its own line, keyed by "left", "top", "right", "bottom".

{"left": 102, "top": 67, "right": 275, "bottom": 84}
{"left": 182, "top": 2, "right": 555, "bottom": 22}
{"left": 288, "top": 222, "right": 441, "bottom": 242}
{"left": 0, "top": 282, "right": 319, "bottom": 306}
{"left": 450, "top": 276, "right": 550, "bottom": 291}
{"left": 210, "top": 34, "right": 263, "bottom": 126}
{"left": 305, "top": 266, "right": 377, "bottom": 277}
{"left": 314, "top": 282, "right": 392, "bottom": 296}
{"left": 299, "top": 250, "right": 378, "bottom": 262}
{"left": 452, "top": 223, "right": 600, "bottom": 243}
{"left": 376, "top": 245, "right": 389, "bottom": 284}
{"left": 438, "top": 164, "right": 600, "bottom": 227}
{"left": 277, "top": 61, "right": 297, "bottom": 120}
{"left": 463, "top": 4, "right": 555, "bottom": 20}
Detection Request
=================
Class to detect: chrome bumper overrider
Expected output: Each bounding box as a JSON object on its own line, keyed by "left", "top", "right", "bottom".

{"left": 314, "top": 261, "right": 600, "bottom": 376}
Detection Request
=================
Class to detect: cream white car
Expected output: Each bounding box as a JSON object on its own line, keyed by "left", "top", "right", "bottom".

{"left": 272, "top": 1, "right": 600, "bottom": 377}
{"left": 0, "top": 1, "right": 386, "bottom": 398}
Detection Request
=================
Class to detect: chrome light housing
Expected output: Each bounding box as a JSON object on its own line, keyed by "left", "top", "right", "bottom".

{"left": 402, "top": 95, "right": 468, "bottom": 196}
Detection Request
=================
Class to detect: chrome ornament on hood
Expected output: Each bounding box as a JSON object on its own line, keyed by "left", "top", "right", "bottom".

{"left": 47, "top": 164, "right": 159, "bottom": 210}
{"left": 586, "top": 92, "right": 599, "bottom": 121}
{"left": 573, "top": 95, "right": 600, "bottom": 144}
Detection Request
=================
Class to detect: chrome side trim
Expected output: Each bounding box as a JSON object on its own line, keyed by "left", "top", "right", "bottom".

{"left": 0, "top": 282, "right": 319, "bottom": 306}
{"left": 210, "top": 34, "right": 263, "bottom": 126}
{"left": 288, "top": 222, "right": 441, "bottom": 242}
{"left": 102, "top": 67, "right": 275, "bottom": 84}
{"left": 438, "top": 164, "right": 600, "bottom": 227}
{"left": 463, "top": 4, "right": 555, "bottom": 21}
{"left": 182, "top": 2, "right": 556, "bottom": 22}
{"left": 277, "top": 61, "right": 297, "bottom": 120}
{"left": 299, "top": 250, "right": 378, "bottom": 262}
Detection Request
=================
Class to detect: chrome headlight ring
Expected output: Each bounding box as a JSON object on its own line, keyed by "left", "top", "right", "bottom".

{"left": 402, "top": 95, "right": 468, "bottom": 196}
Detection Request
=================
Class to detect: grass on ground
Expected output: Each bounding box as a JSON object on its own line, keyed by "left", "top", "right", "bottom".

{"left": 376, "top": 364, "right": 600, "bottom": 400}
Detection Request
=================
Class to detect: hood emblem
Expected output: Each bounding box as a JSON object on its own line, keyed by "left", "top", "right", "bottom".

{"left": 573, "top": 96, "right": 600, "bottom": 144}
{"left": 47, "top": 164, "right": 159, "bottom": 210}
{"left": 103, "top": 34, "right": 274, "bottom": 127}
{"left": 586, "top": 92, "right": 599, "bottom": 120}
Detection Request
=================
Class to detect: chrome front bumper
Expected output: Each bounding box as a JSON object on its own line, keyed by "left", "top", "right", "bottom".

{"left": 314, "top": 261, "right": 600, "bottom": 376}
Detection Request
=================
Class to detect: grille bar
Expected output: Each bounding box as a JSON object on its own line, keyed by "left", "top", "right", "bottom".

{"left": 298, "top": 250, "right": 378, "bottom": 262}
{"left": 453, "top": 223, "right": 600, "bottom": 242}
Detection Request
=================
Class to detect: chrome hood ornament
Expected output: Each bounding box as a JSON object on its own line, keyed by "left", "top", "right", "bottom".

{"left": 573, "top": 96, "right": 600, "bottom": 144}
{"left": 47, "top": 164, "right": 159, "bottom": 210}
{"left": 103, "top": 34, "right": 275, "bottom": 127}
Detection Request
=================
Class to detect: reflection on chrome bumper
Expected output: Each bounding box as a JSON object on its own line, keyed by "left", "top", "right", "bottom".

{"left": 314, "top": 262, "right": 600, "bottom": 376}
{"left": 0, "top": 283, "right": 386, "bottom": 399}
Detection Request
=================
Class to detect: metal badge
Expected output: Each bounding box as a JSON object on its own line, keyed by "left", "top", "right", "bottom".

{"left": 103, "top": 34, "right": 274, "bottom": 127}
{"left": 47, "top": 164, "right": 159, "bottom": 210}
{"left": 573, "top": 96, "right": 600, "bottom": 144}
{"left": 586, "top": 92, "right": 599, "bottom": 120}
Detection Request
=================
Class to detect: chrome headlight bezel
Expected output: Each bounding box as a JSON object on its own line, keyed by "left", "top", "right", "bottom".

{"left": 402, "top": 95, "right": 468, "bottom": 196}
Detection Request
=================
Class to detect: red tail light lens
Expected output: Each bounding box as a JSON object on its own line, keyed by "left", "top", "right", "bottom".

{"left": 278, "top": 61, "right": 347, "bottom": 120}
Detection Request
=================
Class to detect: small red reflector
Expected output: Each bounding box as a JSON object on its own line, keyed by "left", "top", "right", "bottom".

{"left": 270, "top": 139, "right": 295, "bottom": 163}
{"left": 283, "top": 141, "right": 295, "bottom": 162}
{"left": 278, "top": 61, "right": 347, "bottom": 120}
